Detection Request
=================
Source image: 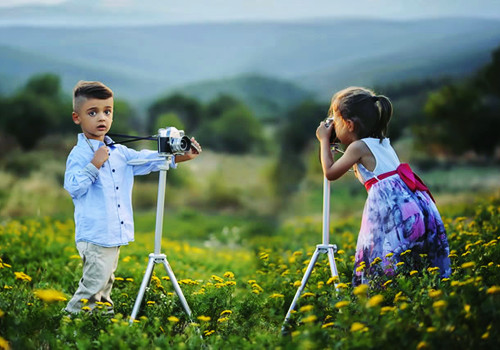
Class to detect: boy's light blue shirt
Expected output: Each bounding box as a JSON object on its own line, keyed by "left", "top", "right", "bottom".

{"left": 64, "top": 133, "right": 176, "bottom": 247}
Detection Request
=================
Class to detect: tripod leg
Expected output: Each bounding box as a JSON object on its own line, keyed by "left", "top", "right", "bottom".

{"left": 327, "top": 247, "right": 339, "bottom": 279}
{"left": 129, "top": 256, "right": 155, "bottom": 323}
{"left": 161, "top": 259, "right": 192, "bottom": 317}
{"left": 282, "top": 248, "right": 321, "bottom": 330}
{"left": 327, "top": 247, "right": 340, "bottom": 291}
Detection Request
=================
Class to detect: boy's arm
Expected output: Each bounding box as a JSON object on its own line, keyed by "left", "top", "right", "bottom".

{"left": 64, "top": 153, "right": 100, "bottom": 199}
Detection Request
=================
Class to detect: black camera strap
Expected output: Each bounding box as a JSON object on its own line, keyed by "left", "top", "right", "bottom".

{"left": 105, "top": 133, "right": 156, "bottom": 146}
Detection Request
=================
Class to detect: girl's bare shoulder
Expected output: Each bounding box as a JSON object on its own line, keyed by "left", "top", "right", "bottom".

{"left": 346, "top": 140, "right": 371, "bottom": 157}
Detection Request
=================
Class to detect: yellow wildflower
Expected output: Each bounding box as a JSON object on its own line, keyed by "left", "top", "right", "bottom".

{"left": 382, "top": 280, "right": 393, "bottom": 287}
{"left": 366, "top": 294, "right": 384, "bottom": 308}
{"left": 322, "top": 322, "right": 335, "bottom": 328}
{"left": 432, "top": 300, "right": 447, "bottom": 309}
{"left": 168, "top": 316, "right": 179, "bottom": 323}
{"left": 461, "top": 262, "right": 475, "bottom": 269}
{"left": 417, "top": 341, "right": 428, "bottom": 349}
{"left": 299, "top": 305, "right": 314, "bottom": 312}
{"left": 350, "top": 322, "right": 367, "bottom": 332}
{"left": 270, "top": 293, "right": 284, "bottom": 299}
{"left": 300, "top": 292, "right": 315, "bottom": 298}
{"left": 428, "top": 289, "right": 443, "bottom": 298}
{"left": 400, "top": 249, "right": 411, "bottom": 256}
{"left": 327, "top": 276, "right": 339, "bottom": 285}
{"left": 334, "top": 301, "right": 350, "bottom": 309}
{"left": 211, "top": 275, "right": 224, "bottom": 283}
{"left": 301, "top": 315, "right": 317, "bottom": 323}
{"left": 14, "top": 272, "right": 32, "bottom": 282}
{"left": 486, "top": 286, "right": 500, "bottom": 294}
{"left": 197, "top": 315, "right": 211, "bottom": 322}
{"left": 34, "top": 289, "right": 67, "bottom": 303}
{"left": 380, "top": 306, "right": 396, "bottom": 315}
{"left": 336, "top": 283, "right": 349, "bottom": 289}
{"left": 223, "top": 271, "right": 234, "bottom": 279}
{"left": 81, "top": 306, "right": 91, "bottom": 312}
{"left": 353, "top": 284, "right": 368, "bottom": 296}
{"left": 204, "top": 330, "right": 215, "bottom": 336}
{"left": 410, "top": 270, "right": 418, "bottom": 276}
{"left": 0, "top": 336, "right": 10, "bottom": 350}
{"left": 396, "top": 262, "right": 405, "bottom": 267}
{"left": 220, "top": 310, "right": 232, "bottom": 316}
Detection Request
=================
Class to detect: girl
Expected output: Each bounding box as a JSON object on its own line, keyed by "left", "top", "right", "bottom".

{"left": 316, "top": 87, "right": 451, "bottom": 286}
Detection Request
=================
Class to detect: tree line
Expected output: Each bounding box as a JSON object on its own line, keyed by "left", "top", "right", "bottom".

{"left": 0, "top": 45, "right": 498, "bottom": 199}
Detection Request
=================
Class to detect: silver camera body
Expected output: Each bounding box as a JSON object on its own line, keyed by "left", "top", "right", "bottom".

{"left": 157, "top": 127, "right": 191, "bottom": 156}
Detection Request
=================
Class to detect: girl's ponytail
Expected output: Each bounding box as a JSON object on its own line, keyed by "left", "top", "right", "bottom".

{"left": 374, "top": 95, "right": 393, "bottom": 140}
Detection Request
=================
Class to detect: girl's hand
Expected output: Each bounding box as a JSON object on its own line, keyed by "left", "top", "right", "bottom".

{"left": 316, "top": 121, "right": 334, "bottom": 142}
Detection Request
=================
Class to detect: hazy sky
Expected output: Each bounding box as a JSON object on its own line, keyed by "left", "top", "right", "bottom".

{"left": 1, "top": 0, "right": 500, "bottom": 24}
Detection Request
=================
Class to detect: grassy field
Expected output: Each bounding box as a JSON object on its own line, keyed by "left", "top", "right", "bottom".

{"left": 1, "top": 146, "right": 500, "bottom": 349}
{"left": 1, "top": 187, "right": 500, "bottom": 349}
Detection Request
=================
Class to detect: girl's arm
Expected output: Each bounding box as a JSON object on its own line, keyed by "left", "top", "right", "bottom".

{"left": 316, "top": 122, "right": 363, "bottom": 181}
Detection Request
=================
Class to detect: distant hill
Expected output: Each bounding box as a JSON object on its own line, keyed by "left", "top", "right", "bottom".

{"left": 168, "top": 75, "right": 312, "bottom": 119}
{"left": 0, "top": 18, "right": 499, "bottom": 109}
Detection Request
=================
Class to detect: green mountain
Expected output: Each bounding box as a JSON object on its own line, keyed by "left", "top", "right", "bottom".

{"left": 168, "top": 75, "right": 312, "bottom": 119}
{"left": 0, "top": 18, "right": 499, "bottom": 109}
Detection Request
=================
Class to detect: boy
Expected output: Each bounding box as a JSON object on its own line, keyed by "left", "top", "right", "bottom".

{"left": 64, "top": 81, "right": 201, "bottom": 314}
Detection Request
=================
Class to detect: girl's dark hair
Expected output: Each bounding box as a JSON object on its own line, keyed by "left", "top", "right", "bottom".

{"left": 328, "top": 87, "right": 393, "bottom": 141}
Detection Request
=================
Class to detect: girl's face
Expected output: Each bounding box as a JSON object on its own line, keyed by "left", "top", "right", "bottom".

{"left": 334, "top": 115, "right": 357, "bottom": 146}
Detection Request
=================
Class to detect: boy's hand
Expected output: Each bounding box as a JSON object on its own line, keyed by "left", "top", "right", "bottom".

{"left": 91, "top": 145, "right": 109, "bottom": 169}
{"left": 186, "top": 138, "right": 202, "bottom": 159}
{"left": 175, "top": 138, "right": 202, "bottom": 163}
{"left": 316, "top": 121, "right": 333, "bottom": 142}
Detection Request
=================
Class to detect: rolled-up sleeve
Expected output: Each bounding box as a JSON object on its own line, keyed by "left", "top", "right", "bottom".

{"left": 64, "top": 156, "right": 99, "bottom": 199}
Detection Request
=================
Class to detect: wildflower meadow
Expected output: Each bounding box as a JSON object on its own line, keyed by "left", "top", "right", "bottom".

{"left": 1, "top": 192, "right": 499, "bottom": 349}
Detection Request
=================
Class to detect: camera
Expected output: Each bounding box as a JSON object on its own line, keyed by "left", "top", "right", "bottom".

{"left": 325, "top": 117, "right": 337, "bottom": 144}
{"left": 157, "top": 127, "right": 192, "bottom": 155}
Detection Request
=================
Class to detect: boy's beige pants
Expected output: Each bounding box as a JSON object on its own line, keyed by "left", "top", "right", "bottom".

{"left": 65, "top": 241, "right": 120, "bottom": 314}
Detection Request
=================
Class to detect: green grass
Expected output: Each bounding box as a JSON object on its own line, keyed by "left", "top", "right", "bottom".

{"left": 1, "top": 193, "right": 500, "bottom": 349}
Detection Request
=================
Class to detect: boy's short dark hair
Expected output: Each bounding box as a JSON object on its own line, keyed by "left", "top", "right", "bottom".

{"left": 73, "top": 81, "right": 113, "bottom": 112}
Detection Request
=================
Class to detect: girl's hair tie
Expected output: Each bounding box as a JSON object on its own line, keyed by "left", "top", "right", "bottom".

{"left": 372, "top": 96, "right": 379, "bottom": 103}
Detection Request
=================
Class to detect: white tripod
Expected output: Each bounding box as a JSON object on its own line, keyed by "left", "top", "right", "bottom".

{"left": 129, "top": 155, "right": 193, "bottom": 324}
{"left": 282, "top": 175, "right": 340, "bottom": 332}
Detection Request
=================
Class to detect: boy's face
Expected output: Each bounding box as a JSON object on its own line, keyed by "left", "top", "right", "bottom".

{"left": 72, "top": 97, "right": 113, "bottom": 141}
